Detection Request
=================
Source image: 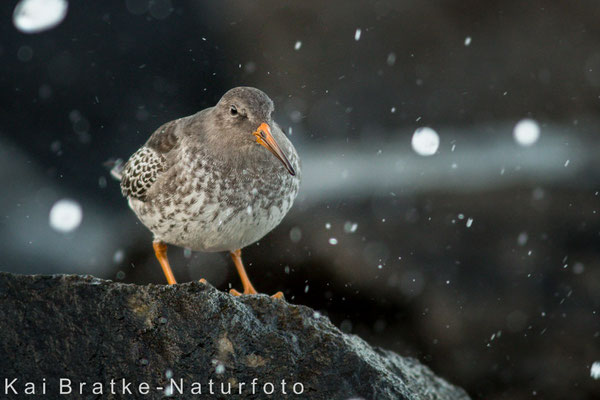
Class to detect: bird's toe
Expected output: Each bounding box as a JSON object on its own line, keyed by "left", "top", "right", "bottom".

{"left": 271, "top": 291, "right": 285, "bottom": 300}
{"left": 229, "top": 288, "right": 284, "bottom": 299}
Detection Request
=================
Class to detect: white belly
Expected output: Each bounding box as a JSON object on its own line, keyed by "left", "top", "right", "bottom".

{"left": 129, "top": 169, "right": 299, "bottom": 252}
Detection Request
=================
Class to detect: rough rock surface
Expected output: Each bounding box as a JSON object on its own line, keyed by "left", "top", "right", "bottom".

{"left": 0, "top": 273, "right": 470, "bottom": 400}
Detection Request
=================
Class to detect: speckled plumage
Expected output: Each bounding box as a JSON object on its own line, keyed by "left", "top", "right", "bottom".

{"left": 118, "top": 87, "right": 301, "bottom": 253}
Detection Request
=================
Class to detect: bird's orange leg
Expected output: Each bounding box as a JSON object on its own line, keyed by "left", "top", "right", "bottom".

{"left": 229, "top": 249, "right": 257, "bottom": 295}
{"left": 153, "top": 241, "right": 177, "bottom": 285}
{"left": 229, "top": 249, "right": 284, "bottom": 299}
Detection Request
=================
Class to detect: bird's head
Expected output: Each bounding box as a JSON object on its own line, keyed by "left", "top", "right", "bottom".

{"left": 214, "top": 87, "right": 295, "bottom": 176}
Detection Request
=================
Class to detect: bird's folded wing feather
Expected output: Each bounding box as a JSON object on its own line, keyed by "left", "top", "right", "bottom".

{"left": 120, "top": 120, "right": 179, "bottom": 201}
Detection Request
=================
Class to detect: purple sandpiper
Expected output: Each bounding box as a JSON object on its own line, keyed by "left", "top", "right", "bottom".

{"left": 111, "top": 87, "right": 300, "bottom": 298}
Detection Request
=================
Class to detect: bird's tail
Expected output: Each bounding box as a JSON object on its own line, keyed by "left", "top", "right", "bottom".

{"left": 104, "top": 158, "right": 124, "bottom": 181}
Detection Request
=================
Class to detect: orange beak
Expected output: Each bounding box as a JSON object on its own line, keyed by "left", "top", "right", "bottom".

{"left": 253, "top": 122, "right": 296, "bottom": 176}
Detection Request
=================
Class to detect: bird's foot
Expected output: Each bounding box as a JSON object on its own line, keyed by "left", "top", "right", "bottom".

{"left": 229, "top": 287, "right": 256, "bottom": 296}
{"left": 271, "top": 291, "right": 285, "bottom": 299}
{"left": 229, "top": 288, "right": 284, "bottom": 300}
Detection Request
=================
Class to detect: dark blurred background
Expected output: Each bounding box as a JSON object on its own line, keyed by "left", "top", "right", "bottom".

{"left": 1, "top": 1, "right": 600, "bottom": 399}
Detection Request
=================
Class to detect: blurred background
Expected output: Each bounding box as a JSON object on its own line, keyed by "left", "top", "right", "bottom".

{"left": 1, "top": 1, "right": 600, "bottom": 398}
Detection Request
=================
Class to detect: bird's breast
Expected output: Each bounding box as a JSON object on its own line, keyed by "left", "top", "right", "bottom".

{"left": 131, "top": 148, "right": 300, "bottom": 252}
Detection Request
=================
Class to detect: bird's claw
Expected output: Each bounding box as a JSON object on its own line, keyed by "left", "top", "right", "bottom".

{"left": 229, "top": 288, "right": 284, "bottom": 300}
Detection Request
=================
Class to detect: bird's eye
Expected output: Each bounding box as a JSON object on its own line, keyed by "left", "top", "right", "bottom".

{"left": 230, "top": 105, "right": 238, "bottom": 116}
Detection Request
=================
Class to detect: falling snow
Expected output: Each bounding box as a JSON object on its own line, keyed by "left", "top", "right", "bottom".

{"left": 517, "top": 232, "right": 528, "bottom": 246}
{"left": 294, "top": 41, "right": 302, "bottom": 51}
{"left": 464, "top": 36, "right": 472, "bottom": 46}
{"left": 591, "top": 361, "right": 600, "bottom": 379}
{"left": 344, "top": 221, "right": 358, "bottom": 233}
{"left": 411, "top": 127, "right": 440, "bottom": 156}
{"left": 354, "top": 28, "right": 362, "bottom": 41}
{"left": 328, "top": 238, "right": 338, "bottom": 245}
{"left": 49, "top": 199, "right": 82, "bottom": 233}
{"left": 386, "top": 52, "right": 396, "bottom": 66}
{"left": 113, "top": 249, "right": 125, "bottom": 264}
{"left": 13, "top": 0, "right": 68, "bottom": 34}
{"left": 289, "top": 227, "right": 302, "bottom": 243}
{"left": 513, "top": 119, "right": 540, "bottom": 147}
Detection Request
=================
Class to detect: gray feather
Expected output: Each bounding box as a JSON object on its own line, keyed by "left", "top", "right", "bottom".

{"left": 120, "top": 147, "right": 166, "bottom": 201}
{"left": 119, "top": 121, "right": 180, "bottom": 201}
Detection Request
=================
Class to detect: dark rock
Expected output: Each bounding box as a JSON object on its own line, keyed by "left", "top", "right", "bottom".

{"left": 0, "top": 272, "right": 469, "bottom": 400}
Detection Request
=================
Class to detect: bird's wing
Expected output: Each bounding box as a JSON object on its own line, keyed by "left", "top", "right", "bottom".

{"left": 120, "top": 120, "right": 179, "bottom": 201}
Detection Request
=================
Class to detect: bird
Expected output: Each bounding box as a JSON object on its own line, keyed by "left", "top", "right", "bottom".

{"left": 110, "top": 87, "right": 301, "bottom": 298}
